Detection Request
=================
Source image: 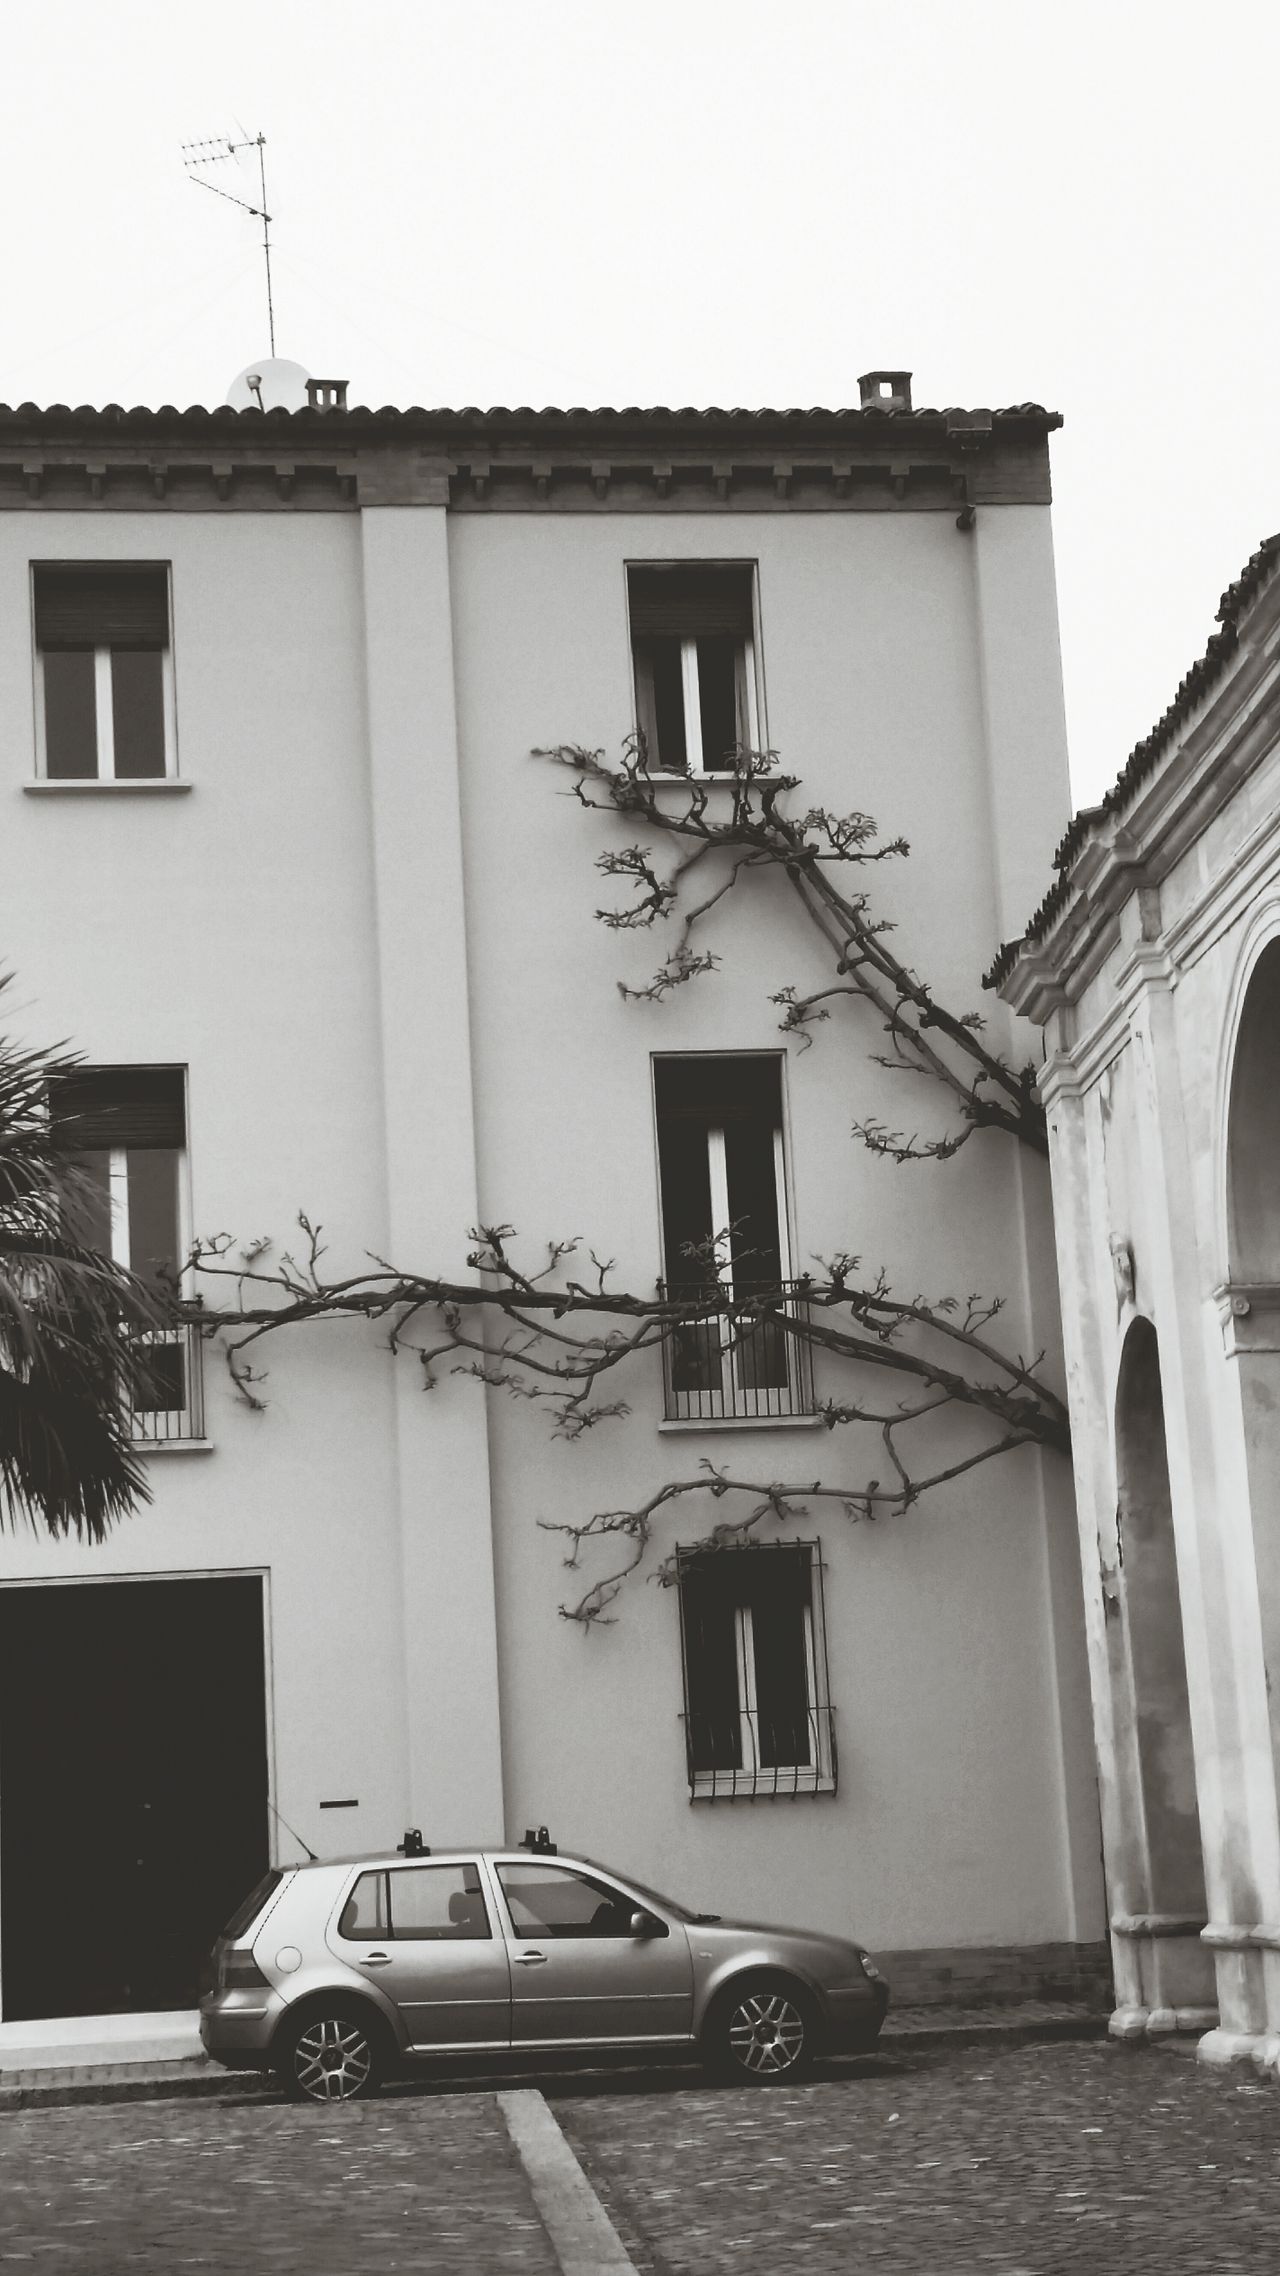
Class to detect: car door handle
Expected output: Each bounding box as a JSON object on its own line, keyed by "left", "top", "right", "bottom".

{"left": 361, "top": 1952, "right": 393, "bottom": 1966}
{"left": 515, "top": 1950, "right": 548, "bottom": 1965}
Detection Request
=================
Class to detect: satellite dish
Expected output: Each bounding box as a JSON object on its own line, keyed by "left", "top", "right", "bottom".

{"left": 225, "top": 357, "right": 311, "bottom": 412}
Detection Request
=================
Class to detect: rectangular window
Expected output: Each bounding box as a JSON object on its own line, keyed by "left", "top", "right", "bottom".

{"left": 33, "top": 565, "right": 174, "bottom": 781}
{"left": 49, "top": 1066, "right": 201, "bottom": 1440}
{"left": 653, "top": 1055, "right": 811, "bottom": 1420}
{"left": 627, "top": 563, "right": 760, "bottom": 774}
{"left": 677, "top": 1542, "right": 835, "bottom": 1798}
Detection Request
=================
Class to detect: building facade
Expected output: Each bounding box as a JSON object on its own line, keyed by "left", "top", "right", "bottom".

{"left": 994, "top": 533, "right": 1280, "bottom": 2076}
{"left": 0, "top": 375, "right": 1104, "bottom": 2046}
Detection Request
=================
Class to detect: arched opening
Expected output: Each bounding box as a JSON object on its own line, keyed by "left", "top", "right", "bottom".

{"left": 1228, "top": 937, "right": 1280, "bottom": 1279}
{"left": 1225, "top": 938, "right": 1280, "bottom": 1775}
{"left": 1114, "top": 1318, "right": 1206, "bottom": 1921}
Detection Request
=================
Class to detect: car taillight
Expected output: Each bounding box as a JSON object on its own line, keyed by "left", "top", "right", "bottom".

{"left": 221, "top": 1947, "right": 269, "bottom": 1990}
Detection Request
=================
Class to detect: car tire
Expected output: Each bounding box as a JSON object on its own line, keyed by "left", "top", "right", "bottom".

{"left": 275, "top": 2002, "right": 391, "bottom": 2104}
{"left": 702, "top": 1975, "right": 819, "bottom": 2084}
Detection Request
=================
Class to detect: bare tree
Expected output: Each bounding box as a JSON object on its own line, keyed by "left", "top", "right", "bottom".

{"left": 186, "top": 745, "right": 1066, "bottom": 1622}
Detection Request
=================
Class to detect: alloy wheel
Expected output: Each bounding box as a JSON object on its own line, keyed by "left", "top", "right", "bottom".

{"left": 726, "top": 1989, "right": 807, "bottom": 2076}
{"left": 292, "top": 2015, "right": 375, "bottom": 2102}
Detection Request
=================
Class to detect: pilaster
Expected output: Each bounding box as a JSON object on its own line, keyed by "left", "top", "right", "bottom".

{"left": 360, "top": 502, "right": 504, "bottom": 1843}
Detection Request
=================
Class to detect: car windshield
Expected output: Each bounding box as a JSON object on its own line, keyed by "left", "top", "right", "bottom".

{"left": 598, "top": 1868, "right": 717, "bottom": 1925}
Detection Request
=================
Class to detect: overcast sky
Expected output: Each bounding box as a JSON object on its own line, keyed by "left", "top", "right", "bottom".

{"left": 7, "top": 0, "right": 1278, "bottom": 817}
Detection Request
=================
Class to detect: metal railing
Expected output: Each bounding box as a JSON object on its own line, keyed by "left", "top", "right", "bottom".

{"left": 126, "top": 1321, "right": 205, "bottom": 1444}
{"left": 682, "top": 1704, "right": 838, "bottom": 1800}
{"left": 660, "top": 1282, "right": 815, "bottom": 1422}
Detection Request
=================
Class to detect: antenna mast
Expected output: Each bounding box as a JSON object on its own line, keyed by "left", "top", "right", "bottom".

{"left": 182, "top": 131, "right": 277, "bottom": 355}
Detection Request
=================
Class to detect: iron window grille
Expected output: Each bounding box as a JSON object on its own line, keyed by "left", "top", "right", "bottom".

{"left": 676, "top": 1540, "right": 837, "bottom": 1799}
{"left": 660, "top": 1281, "right": 815, "bottom": 1422}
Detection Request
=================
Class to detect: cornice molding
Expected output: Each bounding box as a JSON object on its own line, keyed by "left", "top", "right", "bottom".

{"left": 0, "top": 406, "right": 1056, "bottom": 515}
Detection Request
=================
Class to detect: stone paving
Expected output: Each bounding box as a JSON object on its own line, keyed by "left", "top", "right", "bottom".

{"left": 555, "top": 2038, "right": 1280, "bottom": 2274}
{"left": 0, "top": 2091, "right": 560, "bottom": 2274}
{"left": 0, "top": 2037, "right": 1275, "bottom": 2273}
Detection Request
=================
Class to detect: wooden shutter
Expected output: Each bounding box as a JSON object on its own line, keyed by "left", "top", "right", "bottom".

{"left": 653, "top": 1054, "right": 781, "bottom": 1125}
{"left": 33, "top": 566, "right": 170, "bottom": 651}
{"left": 50, "top": 1068, "right": 186, "bottom": 1150}
{"left": 627, "top": 564, "right": 754, "bottom": 639}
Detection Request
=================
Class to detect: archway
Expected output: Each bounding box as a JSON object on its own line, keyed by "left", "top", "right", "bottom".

{"left": 1114, "top": 1318, "right": 1207, "bottom": 1928}
{"left": 1226, "top": 936, "right": 1280, "bottom": 1775}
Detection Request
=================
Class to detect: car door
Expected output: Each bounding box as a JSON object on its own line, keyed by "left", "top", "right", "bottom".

{"left": 330, "top": 1861, "right": 512, "bottom": 2049}
{"left": 495, "top": 1859, "right": 694, "bottom": 2047}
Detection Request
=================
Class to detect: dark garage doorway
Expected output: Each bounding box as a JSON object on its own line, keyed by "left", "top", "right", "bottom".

{"left": 0, "top": 1575, "right": 269, "bottom": 2021}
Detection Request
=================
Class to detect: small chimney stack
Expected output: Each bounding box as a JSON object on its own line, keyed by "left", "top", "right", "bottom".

{"left": 858, "top": 370, "right": 913, "bottom": 412}
{"left": 306, "top": 377, "right": 348, "bottom": 411}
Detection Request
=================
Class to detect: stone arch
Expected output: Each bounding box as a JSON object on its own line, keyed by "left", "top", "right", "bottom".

{"left": 1227, "top": 935, "right": 1280, "bottom": 1280}
{"left": 1224, "top": 935, "right": 1280, "bottom": 1778}
{"left": 1114, "top": 1317, "right": 1207, "bottom": 1922}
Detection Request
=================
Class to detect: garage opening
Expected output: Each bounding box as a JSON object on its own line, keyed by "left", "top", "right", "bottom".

{"left": 0, "top": 1575, "right": 269, "bottom": 2021}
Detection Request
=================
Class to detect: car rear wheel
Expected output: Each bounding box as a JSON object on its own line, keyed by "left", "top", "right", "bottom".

{"left": 277, "top": 2004, "right": 388, "bottom": 2103}
{"left": 705, "top": 1977, "right": 818, "bottom": 2083}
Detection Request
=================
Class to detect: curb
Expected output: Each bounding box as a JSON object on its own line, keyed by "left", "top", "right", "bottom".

{"left": 0, "top": 2009, "right": 1113, "bottom": 2115}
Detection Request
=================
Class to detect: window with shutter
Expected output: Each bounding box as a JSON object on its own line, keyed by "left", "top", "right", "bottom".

{"left": 627, "top": 563, "right": 762, "bottom": 774}
{"left": 50, "top": 1066, "right": 200, "bottom": 1439}
{"left": 32, "top": 564, "right": 174, "bottom": 782}
{"left": 653, "top": 1055, "right": 812, "bottom": 1419}
{"left": 676, "top": 1543, "right": 836, "bottom": 1797}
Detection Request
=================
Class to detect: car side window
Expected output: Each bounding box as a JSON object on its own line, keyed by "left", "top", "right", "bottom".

{"left": 339, "top": 1871, "right": 390, "bottom": 1940}
{"left": 497, "top": 1863, "right": 638, "bottom": 1939}
{"left": 387, "top": 1863, "right": 491, "bottom": 1941}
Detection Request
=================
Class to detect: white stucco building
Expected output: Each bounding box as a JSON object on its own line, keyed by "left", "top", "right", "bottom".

{"left": 0, "top": 369, "right": 1105, "bottom": 2050}
{"left": 994, "top": 531, "right": 1280, "bottom": 2076}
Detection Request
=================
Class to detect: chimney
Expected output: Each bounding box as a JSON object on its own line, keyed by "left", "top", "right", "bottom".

{"left": 306, "top": 378, "right": 349, "bottom": 411}
{"left": 857, "top": 370, "right": 913, "bottom": 412}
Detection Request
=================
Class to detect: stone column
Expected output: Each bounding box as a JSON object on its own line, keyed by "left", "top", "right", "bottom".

{"left": 359, "top": 480, "right": 505, "bottom": 1844}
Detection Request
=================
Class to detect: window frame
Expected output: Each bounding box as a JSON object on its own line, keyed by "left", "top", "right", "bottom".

{"left": 31, "top": 564, "right": 178, "bottom": 784}
{"left": 55, "top": 1065, "right": 198, "bottom": 1441}
{"left": 626, "top": 559, "right": 766, "bottom": 779}
{"left": 652, "top": 1051, "right": 813, "bottom": 1422}
{"left": 676, "top": 1540, "right": 837, "bottom": 1801}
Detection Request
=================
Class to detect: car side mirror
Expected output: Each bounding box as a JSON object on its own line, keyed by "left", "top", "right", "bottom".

{"left": 629, "top": 1909, "right": 664, "bottom": 1937}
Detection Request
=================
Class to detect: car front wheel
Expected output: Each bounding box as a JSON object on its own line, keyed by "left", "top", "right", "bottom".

{"left": 278, "top": 2004, "right": 388, "bottom": 2103}
{"left": 705, "top": 1978, "right": 817, "bottom": 2083}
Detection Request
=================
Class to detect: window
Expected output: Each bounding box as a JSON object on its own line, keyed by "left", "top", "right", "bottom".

{"left": 33, "top": 564, "right": 174, "bottom": 781}
{"left": 677, "top": 1542, "right": 835, "bottom": 1799}
{"left": 497, "top": 1863, "right": 645, "bottom": 1939}
{"left": 653, "top": 1055, "right": 812, "bottom": 1420}
{"left": 627, "top": 563, "right": 760, "bottom": 774}
{"left": 50, "top": 1066, "right": 200, "bottom": 1441}
{"left": 338, "top": 1864, "right": 491, "bottom": 1942}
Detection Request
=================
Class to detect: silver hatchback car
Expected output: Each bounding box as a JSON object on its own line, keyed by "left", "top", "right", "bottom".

{"left": 200, "top": 1829, "right": 889, "bottom": 2102}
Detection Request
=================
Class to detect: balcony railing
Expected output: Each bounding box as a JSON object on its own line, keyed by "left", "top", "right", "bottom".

{"left": 660, "top": 1283, "right": 815, "bottom": 1423}
{"left": 126, "top": 1321, "right": 205, "bottom": 1444}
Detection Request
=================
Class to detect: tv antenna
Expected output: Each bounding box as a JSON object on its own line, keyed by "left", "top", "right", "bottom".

{"left": 182, "top": 130, "right": 277, "bottom": 355}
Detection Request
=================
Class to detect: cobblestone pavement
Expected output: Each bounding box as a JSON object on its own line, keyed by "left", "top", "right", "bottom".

{"left": 0, "top": 2091, "right": 560, "bottom": 2274}
{"left": 554, "top": 2039, "right": 1280, "bottom": 2274}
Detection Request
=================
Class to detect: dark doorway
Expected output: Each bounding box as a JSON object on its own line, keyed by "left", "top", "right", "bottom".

{"left": 0, "top": 1576, "right": 269, "bottom": 2020}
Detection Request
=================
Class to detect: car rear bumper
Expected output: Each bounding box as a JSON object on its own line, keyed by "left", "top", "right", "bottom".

{"left": 200, "top": 1994, "right": 281, "bottom": 2067}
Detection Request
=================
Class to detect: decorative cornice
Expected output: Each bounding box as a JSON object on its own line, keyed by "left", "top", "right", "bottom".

{"left": 1212, "top": 1282, "right": 1280, "bottom": 1357}
{"left": 0, "top": 400, "right": 1058, "bottom": 515}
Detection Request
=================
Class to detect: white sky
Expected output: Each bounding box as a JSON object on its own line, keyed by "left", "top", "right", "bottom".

{"left": 6, "top": 0, "right": 1279, "bottom": 818}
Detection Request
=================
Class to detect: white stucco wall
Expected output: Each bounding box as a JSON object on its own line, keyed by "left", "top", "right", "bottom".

{"left": 0, "top": 478, "right": 1104, "bottom": 2021}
